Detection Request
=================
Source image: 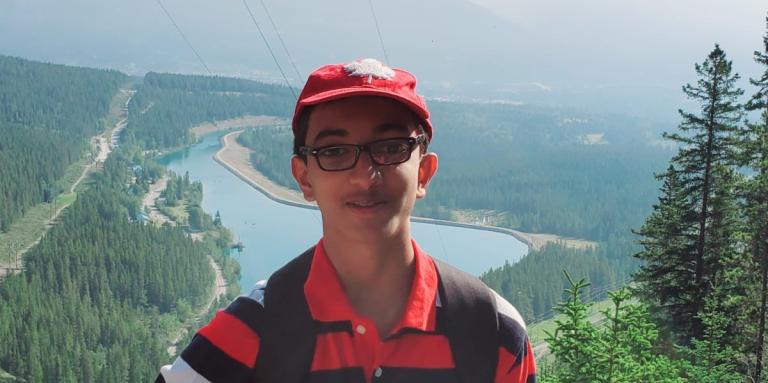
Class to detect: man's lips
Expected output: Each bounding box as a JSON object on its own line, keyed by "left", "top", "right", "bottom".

{"left": 346, "top": 200, "right": 386, "bottom": 208}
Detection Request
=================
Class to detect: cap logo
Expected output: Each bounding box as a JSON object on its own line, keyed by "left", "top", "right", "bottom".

{"left": 343, "top": 58, "right": 395, "bottom": 84}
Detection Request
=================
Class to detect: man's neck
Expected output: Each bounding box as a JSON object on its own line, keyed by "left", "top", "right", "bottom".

{"left": 321, "top": 230, "right": 416, "bottom": 337}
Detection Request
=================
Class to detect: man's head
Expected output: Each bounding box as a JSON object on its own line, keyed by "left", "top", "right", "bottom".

{"left": 292, "top": 58, "right": 433, "bottom": 157}
{"left": 290, "top": 59, "right": 438, "bottom": 242}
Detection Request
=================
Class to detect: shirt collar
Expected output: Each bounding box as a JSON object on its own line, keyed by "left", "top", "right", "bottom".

{"left": 303, "top": 238, "right": 438, "bottom": 333}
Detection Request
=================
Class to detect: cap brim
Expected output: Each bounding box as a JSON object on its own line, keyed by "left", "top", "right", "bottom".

{"left": 296, "top": 87, "right": 433, "bottom": 139}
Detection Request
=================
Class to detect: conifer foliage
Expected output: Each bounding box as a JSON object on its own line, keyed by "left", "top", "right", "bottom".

{"left": 545, "top": 17, "right": 768, "bottom": 382}
{"left": 742, "top": 15, "right": 768, "bottom": 383}
{"left": 636, "top": 44, "right": 744, "bottom": 341}
{"left": 0, "top": 149, "right": 214, "bottom": 382}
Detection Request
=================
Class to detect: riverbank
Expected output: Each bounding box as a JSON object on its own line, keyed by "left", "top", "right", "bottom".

{"left": 214, "top": 130, "right": 313, "bottom": 206}
{"left": 141, "top": 175, "right": 228, "bottom": 356}
{"left": 213, "top": 129, "right": 596, "bottom": 251}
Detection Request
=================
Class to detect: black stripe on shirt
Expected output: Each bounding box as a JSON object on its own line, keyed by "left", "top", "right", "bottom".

{"left": 223, "top": 296, "right": 265, "bottom": 334}
{"left": 498, "top": 312, "right": 529, "bottom": 370}
{"left": 315, "top": 320, "right": 353, "bottom": 335}
{"left": 306, "top": 367, "right": 366, "bottom": 383}
{"left": 378, "top": 367, "right": 460, "bottom": 383}
{"left": 180, "top": 334, "right": 254, "bottom": 383}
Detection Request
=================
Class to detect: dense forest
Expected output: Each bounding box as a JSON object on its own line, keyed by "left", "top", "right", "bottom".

{"left": 0, "top": 148, "right": 214, "bottom": 382}
{"left": 540, "top": 18, "right": 768, "bottom": 382}
{"left": 0, "top": 55, "right": 125, "bottom": 231}
{"left": 124, "top": 72, "right": 294, "bottom": 149}
{"left": 481, "top": 238, "right": 639, "bottom": 322}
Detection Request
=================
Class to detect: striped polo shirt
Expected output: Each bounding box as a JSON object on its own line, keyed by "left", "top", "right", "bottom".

{"left": 158, "top": 239, "right": 536, "bottom": 382}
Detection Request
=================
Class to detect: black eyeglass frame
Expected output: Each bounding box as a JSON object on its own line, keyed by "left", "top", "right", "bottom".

{"left": 298, "top": 135, "right": 428, "bottom": 172}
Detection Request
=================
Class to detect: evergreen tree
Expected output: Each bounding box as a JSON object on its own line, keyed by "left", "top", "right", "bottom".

{"left": 543, "top": 272, "right": 682, "bottom": 383}
{"left": 661, "top": 44, "right": 744, "bottom": 339}
{"left": 633, "top": 166, "right": 698, "bottom": 340}
{"left": 742, "top": 14, "right": 768, "bottom": 382}
{"left": 677, "top": 296, "right": 742, "bottom": 383}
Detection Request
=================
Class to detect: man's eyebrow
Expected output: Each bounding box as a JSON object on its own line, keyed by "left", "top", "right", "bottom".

{"left": 375, "top": 123, "right": 411, "bottom": 135}
{"left": 312, "top": 128, "right": 348, "bottom": 144}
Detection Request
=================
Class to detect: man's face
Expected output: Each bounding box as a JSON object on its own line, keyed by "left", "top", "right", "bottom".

{"left": 291, "top": 96, "right": 438, "bottom": 242}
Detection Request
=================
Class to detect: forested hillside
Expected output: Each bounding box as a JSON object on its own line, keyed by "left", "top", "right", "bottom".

{"left": 124, "top": 72, "right": 294, "bottom": 149}
{"left": 0, "top": 55, "right": 125, "bottom": 231}
{"left": 481, "top": 238, "right": 639, "bottom": 322}
{"left": 540, "top": 20, "right": 768, "bottom": 382}
{"left": 0, "top": 148, "right": 214, "bottom": 382}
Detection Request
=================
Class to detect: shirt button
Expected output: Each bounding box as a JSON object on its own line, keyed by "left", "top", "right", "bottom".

{"left": 374, "top": 367, "right": 383, "bottom": 378}
{"left": 356, "top": 324, "right": 366, "bottom": 335}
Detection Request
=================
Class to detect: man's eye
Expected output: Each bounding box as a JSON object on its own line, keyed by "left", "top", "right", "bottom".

{"left": 377, "top": 142, "right": 408, "bottom": 154}
{"left": 318, "top": 147, "right": 350, "bottom": 157}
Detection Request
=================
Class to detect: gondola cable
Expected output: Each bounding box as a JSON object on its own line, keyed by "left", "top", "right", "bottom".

{"left": 154, "top": 0, "right": 213, "bottom": 75}
{"left": 241, "top": 0, "right": 297, "bottom": 99}
{"left": 258, "top": 0, "right": 304, "bottom": 82}
{"left": 367, "top": 0, "right": 390, "bottom": 64}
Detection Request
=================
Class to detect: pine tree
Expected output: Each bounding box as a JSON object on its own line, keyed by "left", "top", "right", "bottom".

{"left": 662, "top": 44, "right": 744, "bottom": 339}
{"left": 633, "top": 166, "right": 698, "bottom": 340}
{"left": 742, "top": 14, "right": 768, "bottom": 382}
{"left": 543, "top": 272, "right": 683, "bottom": 383}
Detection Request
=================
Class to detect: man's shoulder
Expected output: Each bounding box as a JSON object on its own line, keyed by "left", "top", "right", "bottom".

{"left": 490, "top": 288, "right": 526, "bottom": 330}
{"left": 245, "top": 279, "right": 267, "bottom": 307}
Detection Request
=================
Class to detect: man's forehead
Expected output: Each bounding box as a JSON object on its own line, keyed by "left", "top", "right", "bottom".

{"left": 310, "top": 123, "right": 413, "bottom": 144}
{"left": 306, "top": 97, "right": 417, "bottom": 143}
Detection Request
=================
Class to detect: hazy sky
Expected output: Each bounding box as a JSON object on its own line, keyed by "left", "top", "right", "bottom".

{"left": 1, "top": 0, "right": 765, "bottom": 120}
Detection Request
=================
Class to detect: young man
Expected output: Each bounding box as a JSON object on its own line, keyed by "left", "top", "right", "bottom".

{"left": 158, "top": 58, "right": 536, "bottom": 383}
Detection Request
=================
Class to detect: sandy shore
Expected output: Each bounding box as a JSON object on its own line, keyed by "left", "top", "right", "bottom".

{"left": 214, "top": 131, "right": 314, "bottom": 207}
{"left": 212, "top": 129, "right": 599, "bottom": 252}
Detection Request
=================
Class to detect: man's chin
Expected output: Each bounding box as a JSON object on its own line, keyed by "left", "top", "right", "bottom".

{"left": 335, "top": 217, "right": 407, "bottom": 241}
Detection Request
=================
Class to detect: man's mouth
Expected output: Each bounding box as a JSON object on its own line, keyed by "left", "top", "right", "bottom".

{"left": 346, "top": 200, "right": 386, "bottom": 208}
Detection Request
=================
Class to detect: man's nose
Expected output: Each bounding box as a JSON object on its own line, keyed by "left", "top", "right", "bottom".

{"left": 348, "top": 151, "right": 382, "bottom": 188}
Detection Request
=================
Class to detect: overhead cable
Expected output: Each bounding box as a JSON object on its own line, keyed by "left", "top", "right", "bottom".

{"left": 258, "top": 0, "right": 303, "bottom": 82}
{"left": 154, "top": 0, "right": 213, "bottom": 75}
{"left": 241, "top": 0, "right": 297, "bottom": 99}
{"left": 367, "top": 0, "right": 390, "bottom": 64}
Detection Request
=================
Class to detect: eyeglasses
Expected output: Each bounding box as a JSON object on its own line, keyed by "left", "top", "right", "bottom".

{"left": 299, "top": 135, "right": 427, "bottom": 171}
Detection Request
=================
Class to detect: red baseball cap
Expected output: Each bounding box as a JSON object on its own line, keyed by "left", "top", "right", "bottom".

{"left": 292, "top": 58, "right": 433, "bottom": 140}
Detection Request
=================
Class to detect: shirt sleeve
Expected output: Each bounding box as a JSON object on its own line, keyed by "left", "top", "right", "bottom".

{"left": 157, "top": 283, "right": 267, "bottom": 383}
{"left": 494, "top": 308, "right": 537, "bottom": 383}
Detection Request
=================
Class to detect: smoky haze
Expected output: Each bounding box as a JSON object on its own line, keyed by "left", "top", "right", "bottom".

{"left": 1, "top": 0, "right": 765, "bottom": 120}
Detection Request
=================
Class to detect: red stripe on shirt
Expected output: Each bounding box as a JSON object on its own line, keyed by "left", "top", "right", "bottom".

{"left": 495, "top": 342, "right": 536, "bottom": 383}
{"left": 198, "top": 310, "right": 260, "bottom": 368}
{"left": 311, "top": 332, "right": 359, "bottom": 371}
{"left": 381, "top": 333, "right": 454, "bottom": 369}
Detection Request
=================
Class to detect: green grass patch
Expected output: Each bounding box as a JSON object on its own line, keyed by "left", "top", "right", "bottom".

{"left": 0, "top": 159, "right": 88, "bottom": 265}
{"left": 0, "top": 367, "right": 18, "bottom": 382}
{"left": 159, "top": 201, "right": 189, "bottom": 225}
{"left": 527, "top": 297, "right": 615, "bottom": 346}
{"left": 102, "top": 86, "right": 132, "bottom": 132}
{"left": 55, "top": 192, "right": 77, "bottom": 207}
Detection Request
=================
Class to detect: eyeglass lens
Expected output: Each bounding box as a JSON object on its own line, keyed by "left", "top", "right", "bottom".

{"left": 316, "top": 138, "right": 414, "bottom": 171}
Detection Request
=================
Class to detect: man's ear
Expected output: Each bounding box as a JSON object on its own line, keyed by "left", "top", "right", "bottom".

{"left": 416, "top": 152, "right": 438, "bottom": 200}
{"left": 291, "top": 155, "right": 316, "bottom": 202}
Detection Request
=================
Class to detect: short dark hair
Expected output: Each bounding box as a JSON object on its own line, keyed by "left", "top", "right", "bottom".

{"left": 292, "top": 105, "right": 430, "bottom": 160}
